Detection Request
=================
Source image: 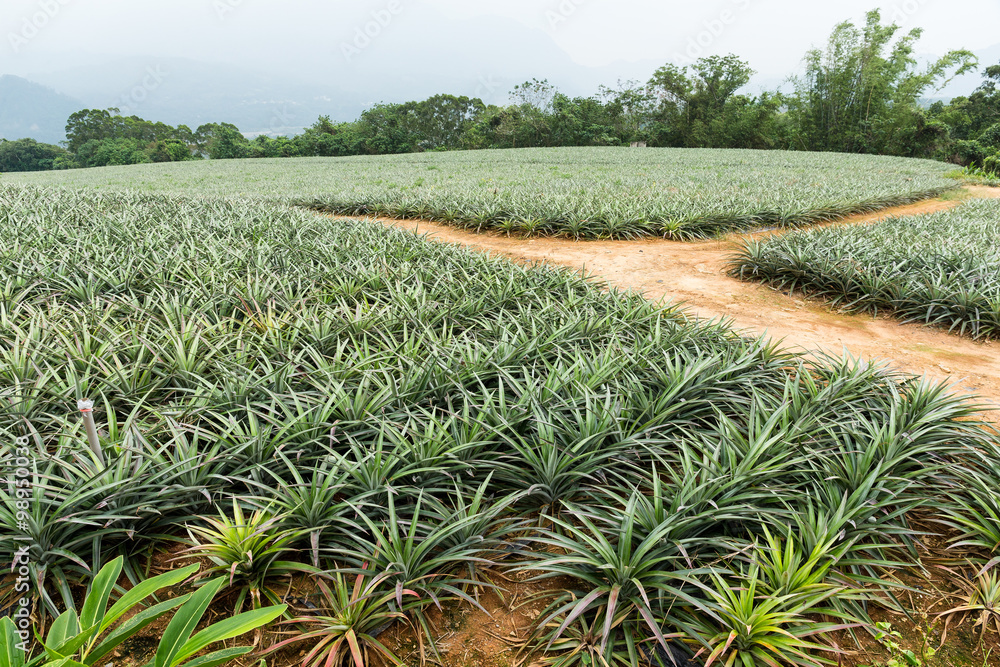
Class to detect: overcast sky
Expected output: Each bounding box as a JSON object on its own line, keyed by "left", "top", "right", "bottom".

{"left": 432, "top": 0, "right": 1000, "bottom": 70}
{"left": 4, "top": 0, "right": 999, "bottom": 69}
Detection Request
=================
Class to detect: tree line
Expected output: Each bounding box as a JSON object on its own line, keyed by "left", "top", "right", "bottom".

{"left": 1, "top": 10, "right": 998, "bottom": 175}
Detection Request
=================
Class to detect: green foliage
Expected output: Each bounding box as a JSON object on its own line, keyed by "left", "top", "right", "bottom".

{"left": 0, "top": 556, "right": 284, "bottom": 667}
{"left": 529, "top": 606, "right": 641, "bottom": 667}
{"left": 526, "top": 496, "right": 712, "bottom": 657}
{"left": 337, "top": 491, "right": 495, "bottom": 622}
{"left": 65, "top": 109, "right": 195, "bottom": 156}
{"left": 930, "top": 68, "right": 1000, "bottom": 151}
{"left": 294, "top": 116, "right": 365, "bottom": 156}
{"left": 58, "top": 109, "right": 197, "bottom": 167}
{"left": 946, "top": 164, "right": 1000, "bottom": 186}
{"left": 147, "top": 139, "right": 195, "bottom": 163}
{"left": 0, "top": 425, "right": 209, "bottom": 620}
{"left": 282, "top": 95, "right": 491, "bottom": 156}
{"left": 937, "top": 562, "right": 1000, "bottom": 649}
{"left": 511, "top": 78, "right": 558, "bottom": 110}
{"left": 260, "top": 455, "right": 350, "bottom": 568}
{"left": 984, "top": 154, "right": 1000, "bottom": 177}
{"left": 260, "top": 571, "right": 412, "bottom": 667}
{"left": 76, "top": 137, "right": 151, "bottom": 167}
{"left": 291, "top": 148, "right": 954, "bottom": 240}
{"left": 939, "top": 450, "right": 1000, "bottom": 555}
{"left": 0, "top": 139, "right": 69, "bottom": 173}
{"left": 861, "top": 621, "right": 937, "bottom": 667}
{"left": 681, "top": 566, "right": 847, "bottom": 667}
{"left": 952, "top": 139, "right": 993, "bottom": 168}
{"left": 787, "top": 10, "right": 977, "bottom": 155}
{"left": 8, "top": 147, "right": 955, "bottom": 241}
{"left": 204, "top": 123, "right": 251, "bottom": 159}
{"left": 183, "top": 500, "right": 317, "bottom": 612}
{"left": 6, "top": 50, "right": 997, "bottom": 170}
{"left": 979, "top": 123, "right": 1000, "bottom": 149}
{"left": 647, "top": 54, "right": 778, "bottom": 149}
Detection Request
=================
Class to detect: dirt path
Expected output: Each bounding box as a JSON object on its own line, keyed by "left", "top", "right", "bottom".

{"left": 357, "top": 186, "right": 1000, "bottom": 422}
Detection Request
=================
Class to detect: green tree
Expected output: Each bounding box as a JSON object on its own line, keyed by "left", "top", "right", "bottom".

{"left": 294, "top": 116, "right": 365, "bottom": 156}
{"left": 549, "top": 94, "right": 619, "bottom": 146}
{"left": 355, "top": 103, "right": 421, "bottom": 154}
{"left": 65, "top": 109, "right": 125, "bottom": 153}
{"left": 647, "top": 54, "right": 766, "bottom": 148}
{"left": 713, "top": 92, "right": 788, "bottom": 149}
{"left": 787, "top": 9, "right": 977, "bottom": 154}
{"left": 200, "top": 123, "right": 250, "bottom": 159}
{"left": 145, "top": 138, "right": 195, "bottom": 163}
{"left": 489, "top": 103, "right": 552, "bottom": 148}
{"left": 510, "top": 78, "right": 557, "bottom": 111}
{"left": 76, "top": 138, "right": 150, "bottom": 167}
{"left": 410, "top": 94, "right": 486, "bottom": 150}
{"left": 65, "top": 109, "right": 200, "bottom": 164}
{"left": 597, "top": 80, "right": 655, "bottom": 143}
{"left": 0, "top": 138, "right": 69, "bottom": 172}
{"left": 956, "top": 62, "right": 998, "bottom": 138}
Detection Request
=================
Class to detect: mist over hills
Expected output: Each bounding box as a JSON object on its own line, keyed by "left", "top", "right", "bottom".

{"left": 0, "top": 10, "right": 663, "bottom": 143}
{"left": 0, "top": 76, "right": 82, "bottom": 144}
{"left": 23, "top": 57, "right": 355, "bottom": 137}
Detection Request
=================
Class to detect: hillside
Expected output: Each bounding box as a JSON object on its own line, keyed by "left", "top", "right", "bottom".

{"left": 0, "top": 75, "right": 81, "bottom": 145}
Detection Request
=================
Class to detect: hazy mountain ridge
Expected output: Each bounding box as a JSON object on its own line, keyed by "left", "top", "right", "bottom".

{"left": 0, "top": 76, "right": 82, "bottom": 144}
{"left": 21, "top": 57, "right": 356, "bottom": 139}
{"left": 0, "top": 11, "right": 665, "bottom": 140}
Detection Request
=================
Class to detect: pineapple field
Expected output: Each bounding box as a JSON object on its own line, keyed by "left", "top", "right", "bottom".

{"left": 7, "top": 147, "right": 958, "bottom": 239}
{"left": 2, "top": 149, "right": 1000, "bottom": 667}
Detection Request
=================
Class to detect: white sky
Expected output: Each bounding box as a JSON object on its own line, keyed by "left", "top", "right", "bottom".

{"left": 426, "top": 0, "right": 1000, "bottom": 69}
{"left": 3, "top": 0, "right": 998, "bottom": 86}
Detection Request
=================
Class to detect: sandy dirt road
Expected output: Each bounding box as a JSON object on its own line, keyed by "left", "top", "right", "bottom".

{"left": 351, "top": 186, "right": 1000, "bottom": 422}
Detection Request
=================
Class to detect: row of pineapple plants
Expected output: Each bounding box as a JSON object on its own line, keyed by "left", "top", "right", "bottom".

{"left": 731, "top": 198, "right": 1000, "bottom": 340}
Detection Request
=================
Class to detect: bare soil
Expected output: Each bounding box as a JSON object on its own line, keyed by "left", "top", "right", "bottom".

{"left": 380, "top": 570, "right": 570, "bottom": 667}
{"left": 355, "top": 185, "right": 1000, "bottom": 424}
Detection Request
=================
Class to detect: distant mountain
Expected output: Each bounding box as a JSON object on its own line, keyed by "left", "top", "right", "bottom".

{"left": 0, "top": 76, "right": 82, "bottom": 144}
{"left": 22, "top": 57, "right": 356, "bottom": 138}
{"left": 3, "top": 10, "right": 667, "bottom": 138}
